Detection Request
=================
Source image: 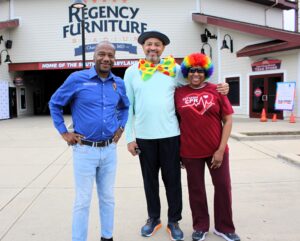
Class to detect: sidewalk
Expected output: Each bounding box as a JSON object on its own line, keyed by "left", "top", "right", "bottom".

{"left": 0, "top": 116, "right": 299, "bottom": 241}
{"left": 231, "top": 116, "right": 300, "bottom": 166}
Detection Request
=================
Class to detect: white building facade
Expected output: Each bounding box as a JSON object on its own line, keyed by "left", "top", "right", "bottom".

{"left": 0, "top": 0, "right": 299, "bottom": 120}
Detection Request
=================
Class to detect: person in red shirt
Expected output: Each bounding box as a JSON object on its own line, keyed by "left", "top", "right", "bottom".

{"left": 175, "top": 53, "right": 240, "bottom": 241}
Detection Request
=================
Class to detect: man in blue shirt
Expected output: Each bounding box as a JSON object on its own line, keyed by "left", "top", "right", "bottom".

{"left": 49, "top": 41, "right": 129, "bottom": 241}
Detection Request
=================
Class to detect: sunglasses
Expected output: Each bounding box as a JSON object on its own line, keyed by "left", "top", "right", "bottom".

{"left": 189, "top": 68, "right": 205, "bottom": 74}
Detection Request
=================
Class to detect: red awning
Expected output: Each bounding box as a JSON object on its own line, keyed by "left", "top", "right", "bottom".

{"left": 237, "top": 40, "right": 300, "bottom": 57}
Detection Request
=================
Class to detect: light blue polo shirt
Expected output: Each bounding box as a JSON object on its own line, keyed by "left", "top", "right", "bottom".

{"left": 124, "top": 62, "right": 186, "bottom": 143}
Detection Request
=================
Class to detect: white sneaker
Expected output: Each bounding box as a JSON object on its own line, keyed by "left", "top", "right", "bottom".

{"left": 214, "top": 229, "right": 241, "bottom": 241}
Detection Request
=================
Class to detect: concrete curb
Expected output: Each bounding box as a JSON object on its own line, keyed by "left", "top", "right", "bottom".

{"left": 277, "top": 153, "right": 300, "bottom": 167}
{"left": 231, "top": 131, "right": 300, "bottom": 167}
{"left": 231, "top": 132, "right": 300, "bottom": 141}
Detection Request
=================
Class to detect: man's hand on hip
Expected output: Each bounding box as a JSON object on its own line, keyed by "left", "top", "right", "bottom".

{"left": 61, "top": 132, "right": 84, "bottom": 145}
{"left": 113, "top": 127, "right": 124, "bottom": 143}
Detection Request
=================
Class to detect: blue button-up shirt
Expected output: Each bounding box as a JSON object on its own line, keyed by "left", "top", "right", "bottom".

{"left": 49, "top": 66, "right": 129, "bottom": 141}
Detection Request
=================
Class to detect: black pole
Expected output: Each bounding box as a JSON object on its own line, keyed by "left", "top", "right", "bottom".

{"left": 295, "top": 1, "right": 299, "bottom": 32}
{"left": 81, "top": 8, "right": 86, "bottom": 69}
{"left": 230, "top": 39, "right": 233, "bottom": 53}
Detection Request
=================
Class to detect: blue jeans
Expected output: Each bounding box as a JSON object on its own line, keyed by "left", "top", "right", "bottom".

{"left": 72, "top": 142, "right": 117, "bottom": 241}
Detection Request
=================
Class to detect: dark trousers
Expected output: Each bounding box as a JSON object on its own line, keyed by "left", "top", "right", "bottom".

{"left": 182, "top": 152, "right": 235, "bottom": 233}
{"left": 136, "top": 136, "right": 182, "bottom": 223}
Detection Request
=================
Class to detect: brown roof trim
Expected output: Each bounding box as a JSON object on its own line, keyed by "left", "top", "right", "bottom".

{"left": 236, "top": 40, "right": 300, "bottom": 57}
{"left": 193, "top": 13, "right": 300, "bottom": 56}
{"left": 192, "top": 13, "right": 300, "bottom": 43}
{"left": 0, "top": 19, "right": 19, "bottom": 30}
{"left": 244, "top": 0, "right": 297, "bottom": 10}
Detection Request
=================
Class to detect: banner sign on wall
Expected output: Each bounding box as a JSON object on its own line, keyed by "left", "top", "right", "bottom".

{"left": 275, "top": 82, "right": 296, "bottom": 110}
{"left": 0, "top": 80, "right": 9, "bottom": 120}
{"left": 74, "top": 43, "right": 137, "bottom": 56}
{"left": 37, "top": 59, "right": 139, "bottom": 70}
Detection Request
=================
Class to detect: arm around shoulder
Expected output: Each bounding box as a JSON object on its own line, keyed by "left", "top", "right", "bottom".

{"left": 216, "top": 82, "right": 229, "bottom": 95}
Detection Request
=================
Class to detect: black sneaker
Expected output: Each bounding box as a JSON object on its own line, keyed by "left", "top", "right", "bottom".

{"left": 166, "top": 222, "right": 184, "bottom": 241}
{"left": 141, "top": 218, "right": 162, "bottom": 237}
{"left": 101, "top": 238, "right": 113, "bottom": 241}
{"left": 214, "top": 229, "right": 240, "bottom": 241}
{"left": 192, "top": 230, "right": 208, "bottom": 241}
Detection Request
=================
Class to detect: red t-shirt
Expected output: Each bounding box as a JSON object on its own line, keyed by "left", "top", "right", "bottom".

{"left": 175, "top": 83, "right": 234, "bottom": 158}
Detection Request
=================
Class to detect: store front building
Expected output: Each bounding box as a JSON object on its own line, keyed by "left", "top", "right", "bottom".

{"left": 0, "top": 0, "right": 299, "bottom": 120}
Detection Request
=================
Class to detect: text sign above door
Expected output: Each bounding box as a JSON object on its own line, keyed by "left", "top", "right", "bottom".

{"left": 252, "top": 59, "right": 281, "bottom": 72}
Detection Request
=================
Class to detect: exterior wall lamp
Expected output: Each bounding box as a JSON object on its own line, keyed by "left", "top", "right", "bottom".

{"left": 0, "top": 35, "right": 13, "bottom": 49}
{"left": 201, "top": 28, "right": 217, "bottom": 43}
{"left": 221, "top": 34, "right": 233, "bottom": 53}
{"left": 0, "top": 49, "right": 12, "bottom": 64}
{"left": 71, "top": 0, "right": 87, "bottom": 69}
{"left": 201, "top": 42, "right": 212, "bottom": 58}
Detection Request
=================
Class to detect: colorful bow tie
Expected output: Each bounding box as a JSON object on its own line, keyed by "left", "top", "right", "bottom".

{"left": 138, "top": 56, "right": 176, "bottom": 81}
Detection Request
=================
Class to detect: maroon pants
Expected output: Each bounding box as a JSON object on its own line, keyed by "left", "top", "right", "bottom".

{"left": 182, "top": 152, "right": 235, "bottom": 233}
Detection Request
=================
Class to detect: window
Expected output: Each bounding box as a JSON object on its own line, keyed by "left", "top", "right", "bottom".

{"left": 20, "top": 87, "right": 27, "bottom": 110}
{"left": 226, "top": 77, "right": 240, "bottom": 106}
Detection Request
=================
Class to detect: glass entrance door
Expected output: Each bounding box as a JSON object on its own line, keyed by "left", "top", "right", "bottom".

{"left": 9, "top": 87, "right": 17, "bottom": 118}
{"left": 249, "top": 74, "right": 283, "bottom": 119}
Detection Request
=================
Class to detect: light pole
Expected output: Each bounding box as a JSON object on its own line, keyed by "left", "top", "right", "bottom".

{"left": 0, "top": 49, "right": 12, "bottom": 64}
{"left": 201, "top": 42, "right": 212, "bottom": 58}
{"left": 71, "top": 0, "right": 86, "bottom": 69}
{"left": 220, "top": 34, "right": 233, "bottom": 53}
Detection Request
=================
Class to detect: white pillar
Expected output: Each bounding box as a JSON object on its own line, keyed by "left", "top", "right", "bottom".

{"left": 297, "top": 51, "right": 300, "bottom": 117}
{"left": 217, "top": 28, "right": 221, "bottom": 83}
{"left": 298, "top": 0, "right": 300, "bottom": 32}
{"left": 195, "top": 0, "right": 202, "bottom": 13}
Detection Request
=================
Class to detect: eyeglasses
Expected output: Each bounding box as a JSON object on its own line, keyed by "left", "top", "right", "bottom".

{"left": 189, "top": 68, "right": 205, "bottom": 74}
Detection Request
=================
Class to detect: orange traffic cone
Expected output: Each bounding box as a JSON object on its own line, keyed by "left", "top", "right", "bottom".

{"left": 272, "top": 113, "right": 277, "bottom": 122}
{"left": 289, "top": 112, "right": 296, "bottom": 123}
{"left": 260, "top": 108, "right": 267, "bottom": 122}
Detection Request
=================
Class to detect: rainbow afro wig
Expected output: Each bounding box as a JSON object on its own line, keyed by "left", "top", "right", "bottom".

{"left": 181, "top": 53, "right": 214, "bottom": 79}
